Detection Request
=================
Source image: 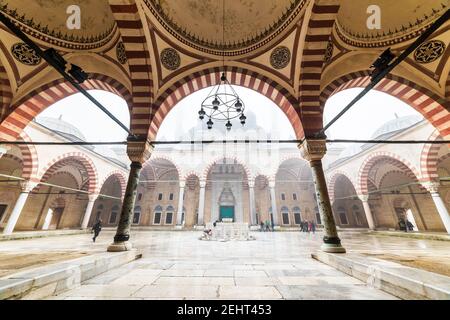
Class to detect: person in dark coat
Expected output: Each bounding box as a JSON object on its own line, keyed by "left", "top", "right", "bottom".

{"left": 310, "top": 221, "right": 316, "bottom": 234}
{"left": 92, "top": 219, "right": 102, "bottom": 242}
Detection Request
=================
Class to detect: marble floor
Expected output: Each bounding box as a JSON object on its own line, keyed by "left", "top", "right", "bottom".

{"left": 2, "top": 230, "right": 449, "bottom": 299}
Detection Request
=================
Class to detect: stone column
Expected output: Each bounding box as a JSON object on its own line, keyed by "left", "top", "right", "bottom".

{"left": 300, "top": 139, "right": 346, "bottom": 253}
{"left": 176, "top": 180, "right": 186, "bottom": 225}
{"left": 197, "top": 180, "right": 206, "bottom": 225}
{"left": 269, "top": 179, "right": 279, "bottom": 227}
{"left": 423, "top": 182, "right": 450, "bottom": 234}
{"left": 248, "top": 179, "right": 256, "bottom": 225}
{"left": 358, "top": 194, "right": 376, "bottom": 230}
{"left": 81, "top": 194, "right": 98, "bottom": 229}
{"left": 107, "top": 139, "right": 152, "bottom": 252}
{"left": 3, "top": 180, "right": 37, "bottom": 235}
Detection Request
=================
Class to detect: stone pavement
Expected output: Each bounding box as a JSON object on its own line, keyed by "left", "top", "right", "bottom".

{"left": 47, "top": 231, "right": 399, "bottom": 300}
{"left": 1, "top": 230, "right": 448, "bottom": 300}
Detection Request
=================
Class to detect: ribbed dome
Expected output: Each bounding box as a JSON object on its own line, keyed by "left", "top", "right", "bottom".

{"left": 371, "top": 115, "right": 423, "bottom": 139}
{"left": 36, "top": 116, "right": 86, "bottom": 141}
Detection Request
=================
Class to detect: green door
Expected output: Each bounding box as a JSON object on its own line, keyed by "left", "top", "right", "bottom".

{"left": 220, "top": 206, "right": 235, "bottom": 221}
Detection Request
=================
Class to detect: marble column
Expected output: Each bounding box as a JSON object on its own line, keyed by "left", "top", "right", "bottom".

{"left": 197, "top": 180, "right": 206, "bottom": 225}
{"left": 423, "top": 182, "right": 450, "bottom": 234}
{"left": 300, "top": 139, "right": 346, "bottom": 253}
{"left": 358, "top": 194, "right": 376, "bottom": 230}
{"left": 81, "top": 194, "right": 98, "bottom": 229}
{"left": 3, "top": 180, "right": 37, "bottom": 235}
{"left": 248, "top": 180, "right": 256, "bottom": 225}
{"left": 176, "top": 180, "right": 186, "bottom": 225}
{"left": 269, "top": 179, "right": 279, "bottom": 227}
{"left": 107, "top": 139, "right": 152, "bottom": 252}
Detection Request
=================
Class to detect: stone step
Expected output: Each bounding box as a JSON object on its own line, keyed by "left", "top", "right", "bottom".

{"left": 0, "top": 229, "right": 90, "bottom": 242}
{"left": 312, "top": 251, "right": 450, "bottom": 300}
{"left": 0, "top": 249, "right": 142, "bottom": 300}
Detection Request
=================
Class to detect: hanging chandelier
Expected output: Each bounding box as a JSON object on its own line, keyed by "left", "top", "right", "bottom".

{"left": 198, "top": 73, "right": 246, "bottom": 131}
{"left": 197, "top": 0, "right": 246, "bottom": 131}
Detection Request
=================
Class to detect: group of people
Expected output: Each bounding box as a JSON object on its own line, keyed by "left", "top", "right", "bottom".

{"left": 259, "top": 220, "right": 273, "bottom": 232}
{"left": 398, "top": 218, "right": 415, "bottom": 232}
{"left": 300, "top": 220, "right": 316, "bottom": 233}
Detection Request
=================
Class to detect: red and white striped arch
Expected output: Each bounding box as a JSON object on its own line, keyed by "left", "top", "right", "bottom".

{"left": 100, "top": 170, "right": 128, "bottom": 197}
{"left": 38, "top": 152, "right": 98, "bottom": 194}
{"left": 151, "top": 66, "right": 303, "bottom": 141}
{"left": 326, "top": 170, "right": 355, "bottom": 203}
{"left": 357, "top": 151, "right": 422, "bottom": 195}
{"left": 17, "top": 131, "right": 38, "bottom": 180}
{"left": 0, "top": 64, "right": 12, "bottom": 122}
{"left": 320, "top": 71, "right": 450, "bottom": 139}
{"left": 298, "top": 0, "right": 340, "bottom": 136}
{"left": 420, "top": 130, "right": 442, "bottom": 182}
{"left": 201, "top": 156, "right": 252, "bottom": 182}
{"left": 0, "top": 74, "right": 132, "bottom": 142}
{"left": 143, "top": 155, "right": 182, "bottom": 181}
{"left": 109, "top": 0, "right": 154, "bottom": 138}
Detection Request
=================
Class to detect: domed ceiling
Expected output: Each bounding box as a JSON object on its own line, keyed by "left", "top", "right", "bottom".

{"left": 336, "top": 0, "right": 448, "bottom": 46}
{"left": 0, "top": 0, "right": 116, "bottom": 49}
{"left": 146, "top": 0, "right": 306, "bottom": 54}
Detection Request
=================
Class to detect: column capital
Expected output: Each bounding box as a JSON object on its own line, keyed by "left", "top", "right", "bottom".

{"left": 88, "top": 193, "right": 99, "bottom": 202}
{"left": 126, "top": 137, "right": 153, "bottom": 164}
{"left": 357, "top": 194, "right": 370, "bottom": 202}
{"left": 20, "top": 180, "right": 38, "bottom": 192}
{"left": 199, "top": 180, "right": 206, "bottom": 188}
{"left": 421, "top": 181, "right": 441, "bottom": 194}
{"left": 248, "top": 179, "right": 255, "bottom": 188}
{"left": 299, "top": 139, "right": 327, "bottom": 162}
{"left": 179, "top": 180, "right": 186, "bottom": 188}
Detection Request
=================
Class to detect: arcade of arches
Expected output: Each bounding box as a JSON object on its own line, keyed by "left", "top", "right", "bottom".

{"left": 0, "top": 0, "right": 449, "bottom": 299}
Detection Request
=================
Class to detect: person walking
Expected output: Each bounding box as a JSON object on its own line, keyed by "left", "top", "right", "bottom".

{"left": 92, "top": 219, "right": 102, "bottom": 243}
{"left": 260, "top": 221, "right": 265, "bottom": 232}
{"left": 310, "top": 221, "right": 316, "bottom": 234}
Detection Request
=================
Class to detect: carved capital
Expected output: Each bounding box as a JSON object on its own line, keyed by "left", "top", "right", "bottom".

{"left": 20, "top": 180, "right": 38, "bottom": 192}
{"left": 126, "top": 137, "right": 153, "bottom": 164}
{"left": 299, "top": 139, "right": 327, "bottom": 162}
{"left": 421, "top": 181, "right": 440, "bottom": 194}
{"left": 179, "top": 180, "right": 186, "bottom": 188}
{"left": 248, "top": 179, "right": 255, "bottom": 188}
{"left": 358, "top": 194, "right": 370, "bottom": 202}
{"left": 199, "top": 180, "right": 206, "bottom": 188}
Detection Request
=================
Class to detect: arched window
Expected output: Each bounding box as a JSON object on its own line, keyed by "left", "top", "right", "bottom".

{"left": 338, "top": 207, "right": 348, "bottom": 225}
{"left": 281, "top": 206, "right": 289, "bottom": 225}
{"left": 95, "top": 204, "right": 104, "bottom": 221}
{"left": 352, "top": 205, "right": 362, "bottom": 226}
{"left": 109, "top": 205, "right": 120, "bottom": 224}
{"left": 165, "top": 205, "right": 174, "bottom": 224}
{"left": 133, "top": 206, "right": 141, "bottom": 224}
{"left": 154, "top": 205, "right": 162, "bottom": 225}
{"left": 293, "top": 206, "right": 301, "bottom": 225}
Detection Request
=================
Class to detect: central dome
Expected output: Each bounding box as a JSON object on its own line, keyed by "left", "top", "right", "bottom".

{"left": 147, "top": 0, "right": 304, "bottom": 53}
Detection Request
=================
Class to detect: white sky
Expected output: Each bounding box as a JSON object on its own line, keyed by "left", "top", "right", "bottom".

{"left": 36, "top": 87, "right": 423, "bottom": 143}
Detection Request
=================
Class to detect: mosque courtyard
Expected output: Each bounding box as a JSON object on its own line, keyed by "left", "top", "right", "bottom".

{"left": 1, "top": 230, "right": 448, "bottom": 300}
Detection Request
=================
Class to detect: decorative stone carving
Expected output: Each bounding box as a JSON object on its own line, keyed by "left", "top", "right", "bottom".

{"left": 324, "top": 41, "right": 334, "bottom": 62}
{"left": 11, "top": 43, "right": 41, "bottom": 66}
{"left": 270, "top": 46, "right": 291, "bottom": 69}
{"left": 160, "top": 48, "right": 181, "bottom": 70}
{"left": 299, "top": 139, "right": 327, "bottom": 162}
{"left": 421, "top": 181, "right": 441, "bottom": 194}
{"left": 414, "top": 40, "right": 446, "bottom": 64}
{"left": 126, "top": 139, "right": 153, "bottom": 164}
{"left": 116, "top": 42, "right": 127, "bottom": 64}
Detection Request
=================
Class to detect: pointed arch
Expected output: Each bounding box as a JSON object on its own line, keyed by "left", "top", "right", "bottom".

{"left": 320, "top": 71, "right": 450, "bottom": 139}
{"left": 0, "top": 74, "right": 132, "bottom": 141}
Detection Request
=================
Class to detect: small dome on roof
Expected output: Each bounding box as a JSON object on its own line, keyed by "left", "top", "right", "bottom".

{"left": 371, "top": 114, "right": 423, "bottom": 139}
{"left": 36, "top": 116, "right": 86, "bottom": 141}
